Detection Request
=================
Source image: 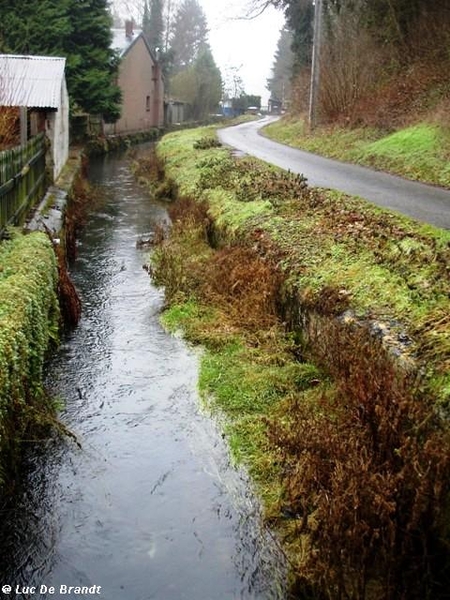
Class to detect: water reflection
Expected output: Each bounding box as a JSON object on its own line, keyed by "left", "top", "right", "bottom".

{"left": 0, "top": 150, "right": 287, "bottom": 599}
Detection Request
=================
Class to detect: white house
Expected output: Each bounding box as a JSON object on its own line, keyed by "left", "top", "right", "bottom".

{"left": 0, "top": 54, "right": 69, "bottom": 180}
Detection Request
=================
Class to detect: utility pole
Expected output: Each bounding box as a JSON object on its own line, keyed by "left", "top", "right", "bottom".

{"left": 308, "top": 0, "right": 323, "bottom": 130}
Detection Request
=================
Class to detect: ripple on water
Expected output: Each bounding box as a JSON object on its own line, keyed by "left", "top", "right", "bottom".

{"left": 0, "top": 151, "right": 287, "bottom": 600}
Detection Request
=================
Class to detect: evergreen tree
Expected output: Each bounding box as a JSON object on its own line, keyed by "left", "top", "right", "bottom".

{"left": 250, "top": 0, "right": 313, "bottom": 78}
{"left": 143, "top": 1, "right": 151, "bottom": 39}
{"left": 0, "top": 0, "right": 122, "bottom": 122}
{"left": 0, "top": 0, "right": 71, "bottom": 55}
{"left": 262, "top": 0, "right": 438, "bottom": 53}
{"left": 285, "top": 0, "right": 314, "bottom": 73}
{"left": 143, "top": 0, "right": 164, "bottom": 54}
{"left": 267, "top": 26, "right": 294, "bottom": 102}
{"left": 65, "top": 0, "right": 121, "bottom": 122}
{"left": 169, "top": 0, "right": 208, "bottom": 74}
{"left": 191, "top": 46, "right": 222, "bottom": 119}
{"left": 170, "top": 46, "right": 221, "bottom": 119}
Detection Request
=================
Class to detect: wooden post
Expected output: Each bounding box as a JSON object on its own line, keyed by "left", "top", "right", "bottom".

{"left": 20, "top": 106, "right": 28, "bottom": 145}
{"left": 308, "top": 0, "right": 323, "bottom": 130}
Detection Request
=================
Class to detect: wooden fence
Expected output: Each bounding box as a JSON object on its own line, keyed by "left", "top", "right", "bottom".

{"left": 0, "top": 133, "right": 47, "bottom": 236}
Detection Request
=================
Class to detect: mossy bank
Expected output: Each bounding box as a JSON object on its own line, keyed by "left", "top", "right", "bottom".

{"left": 0, "top": 231, "right": 60, "bottom": 493}
{"left": 140, "top": 125, "right": 450, "bottom": 599}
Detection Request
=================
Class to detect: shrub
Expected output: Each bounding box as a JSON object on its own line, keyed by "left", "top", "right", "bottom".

{"left": 0, "top": 232, "right": 59, "bottom": 488}
{"left": 320, "top": 9, "right": 387, "bottom": 123}
{"left": 193, "top": 136, "right": 222, "bottom": 149}
{"left": 269, "top": 323, "right": 450, "bottom": 599}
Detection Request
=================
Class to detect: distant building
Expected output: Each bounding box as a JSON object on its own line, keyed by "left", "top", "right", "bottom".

{"left": 221, "top": 100, "right": 234, "bottom": 118}
{"left": 0, "top": 54, "right": 69, "bottom": 180}
{"left": 268, "top": 98, "right": 283, "bottom": 115}
{"left": 105, "top": 22, "right": 164, "bottom": 134}
{"left": 164, "top": 100, "right": 189, "bottom": 125}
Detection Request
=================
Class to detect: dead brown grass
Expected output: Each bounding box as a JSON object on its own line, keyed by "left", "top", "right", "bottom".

{"left": 133, "top": 147, "right": 165, "bottom": 182}
{"left": 133, "top": 147, "right": 178, "bottom": 200}
{"left": 269, "top": 322, "right": 450, "bottom": 599}
{"left": 55, "top": 244, "right": 81, "bottom": 327}
{"left": 154, "top": 198, "right": 283, "bottom": 333}
{"left": 201, "top": 246, "right": 282, "bottom": 331}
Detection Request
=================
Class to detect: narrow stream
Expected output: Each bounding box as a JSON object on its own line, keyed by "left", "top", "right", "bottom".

{"left": 0, "top": 150, "right": 287, "bottom": 599}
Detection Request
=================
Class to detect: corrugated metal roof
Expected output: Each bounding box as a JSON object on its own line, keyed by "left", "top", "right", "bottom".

{"left": 111, "top": 28, "right": 143, "bottom": 56}
{"left": 0, "top": 54, "right": 66, "bottom": 108}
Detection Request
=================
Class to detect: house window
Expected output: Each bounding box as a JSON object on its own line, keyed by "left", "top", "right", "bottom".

{"left": 146, "top": 96, "right": 151, "bottom": 112}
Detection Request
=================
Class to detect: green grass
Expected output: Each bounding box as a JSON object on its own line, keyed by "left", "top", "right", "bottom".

{"left": 359, "top": 124, "right": 450, "bottom": 186}
{"left": 143, "top": 126, "right": 450, "bottom": 596}
{"left": 199, "top": 340, "right": 321, "bottom": 417}
{"left": 207, "top": 188, "right": 273, "bottom": 235}
{"left": 155, "top": 126, "right": 450, "bottom": 399}
{"left": 262, "top": 118, "right": 381, "bottom": 160}
{"left": 162, "top": 298, "right": 326, "bottom": 512}
{"left": 263, "top": 118, "right": 450, "bottom": 187}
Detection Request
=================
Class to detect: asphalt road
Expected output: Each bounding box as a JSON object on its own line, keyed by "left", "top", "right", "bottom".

{"left": 217, "top": 117, "right": 450, "bottom": 230}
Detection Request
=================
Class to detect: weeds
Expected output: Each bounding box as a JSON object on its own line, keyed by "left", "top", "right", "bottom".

{"left": 132, "top": 148, "right": 178, "bottom": 200}
{"left": 64, "top": 165, "right": 96, "bottom": 262}
{"left": 197, "top": 154, "right": 309, "bottom": 205}
{"left": 151, "top": 196, "right": 281, "bottom": 331}
{"left": 201, "top": 246, "right": 282, "bottom": 330}
{"left": 269, "top": 324, "right": 450, "bottom": 599}
{"left": 132, "top": 146, "right": 166, "bottom": 182}
{"left": 193, "top": 136, "right": 222, "bottom": 149}
{"left": 149, "top": 197, "right": 213, "bottom": 304}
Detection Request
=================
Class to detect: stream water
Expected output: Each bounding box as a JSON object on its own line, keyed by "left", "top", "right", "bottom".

{"left": 0, "top": 150, "right": 287, "bottom": 599}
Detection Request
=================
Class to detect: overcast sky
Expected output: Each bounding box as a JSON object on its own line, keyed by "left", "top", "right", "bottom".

{"left": 198, "top": 0, "right": 285, "bottom": 105}
{"left": 115, "top": 0, "right": 285, "bottom": 105}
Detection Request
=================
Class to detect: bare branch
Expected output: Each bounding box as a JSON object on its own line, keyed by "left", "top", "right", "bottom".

{"left": 228, "top": 0, "right": 286, "bottom": 21}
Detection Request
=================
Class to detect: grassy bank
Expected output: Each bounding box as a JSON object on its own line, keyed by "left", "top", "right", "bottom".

{"left": 0, "top": 231, "right": 60, "bottom": 490}
{"left": 263, "top": 118, "right": 450, "bottom": 188}
{"left": 141, "top": 125, "right": 450, "bottom": 598}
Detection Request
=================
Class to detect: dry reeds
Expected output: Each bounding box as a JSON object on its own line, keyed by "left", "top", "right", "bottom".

{"left": 270, "top": 322, "right": 450, "bottom": 599}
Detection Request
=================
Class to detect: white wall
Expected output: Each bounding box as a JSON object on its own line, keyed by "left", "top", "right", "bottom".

{"left": 46, "top": 79, "right": 69, "bottom": 180}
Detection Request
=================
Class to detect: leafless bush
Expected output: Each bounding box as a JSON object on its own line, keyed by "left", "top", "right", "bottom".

{"left": 319, "top": 11, "right": 388, "bottom": 123}
{"left": 289, "top": 68, "right": 311, "bottom": 115}
{"left": 405, "top": 5, "right": 450, "bottom": 65}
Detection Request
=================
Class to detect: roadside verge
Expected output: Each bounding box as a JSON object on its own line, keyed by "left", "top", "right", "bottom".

{"left": 138, "top": 124, "right": 450, "bottom": 598}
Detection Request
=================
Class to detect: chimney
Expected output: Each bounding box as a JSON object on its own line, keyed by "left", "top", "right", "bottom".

{"left": 125, "top": 20, "right": 134, "bottom": 40}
